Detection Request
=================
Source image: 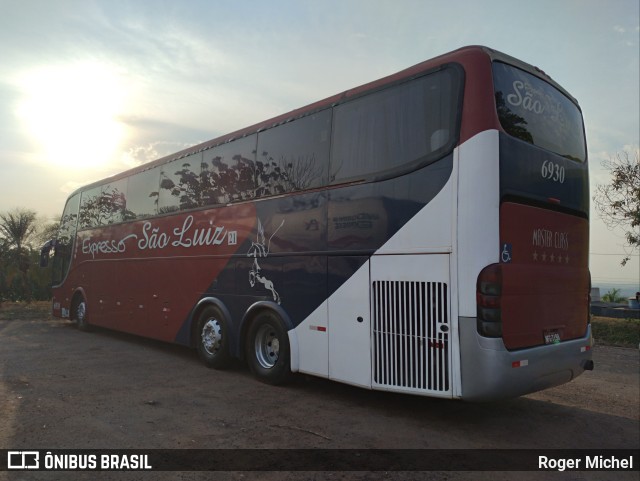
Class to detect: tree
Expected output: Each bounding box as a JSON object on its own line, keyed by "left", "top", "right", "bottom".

{"left": 593, "top": 150, "right": 640, "bottom": 266}
{"left": 602, "top": 288, "right": 626, "bottom": 304}
{"left": 0, "top": 208, "right": 38, "bottom": 275}
{"left": 0, "top": 209, "right": 43, "bottom": 303}
{"left": 35, "top": 218, "right": 61, "bottom": 246}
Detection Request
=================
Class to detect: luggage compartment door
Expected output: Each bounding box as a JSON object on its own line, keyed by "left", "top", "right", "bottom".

{"left": 370, "top": 254, "right": 452, "bottom": 397}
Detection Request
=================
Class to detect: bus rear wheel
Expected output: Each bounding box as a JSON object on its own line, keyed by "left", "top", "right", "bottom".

{"left": 245, "top": 311, "right": 292, "bottom": 385}
{"left": 196, "top": 305, "right": 231, "bottom": 369}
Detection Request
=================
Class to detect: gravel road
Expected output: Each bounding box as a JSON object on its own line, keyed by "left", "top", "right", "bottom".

{"left": 1, "top": 317, "right": 638, "bottom": 481}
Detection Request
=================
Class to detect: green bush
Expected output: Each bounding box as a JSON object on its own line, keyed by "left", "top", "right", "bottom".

{"left": 601, "top": 288, "right": 628, "bottom": 303}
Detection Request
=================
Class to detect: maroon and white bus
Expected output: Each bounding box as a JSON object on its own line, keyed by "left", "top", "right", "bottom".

{"left": 42, "top": 46, "right": 593, "bottom": 400}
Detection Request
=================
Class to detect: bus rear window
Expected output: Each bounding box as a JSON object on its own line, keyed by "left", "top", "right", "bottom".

{"left": 493, "top": 62, "right": 586, "bottom": 162}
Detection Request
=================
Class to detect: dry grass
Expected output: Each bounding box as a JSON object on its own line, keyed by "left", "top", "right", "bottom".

{"left": 591, "top": 315, "right": 640, "bottom": 348}
{"left": 0, "top": 300, "right": 52, "bottom": 320}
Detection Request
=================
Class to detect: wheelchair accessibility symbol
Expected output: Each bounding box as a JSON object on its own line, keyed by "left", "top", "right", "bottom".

{"left": 501, "top": 243, "right": 512, "bottom": 263}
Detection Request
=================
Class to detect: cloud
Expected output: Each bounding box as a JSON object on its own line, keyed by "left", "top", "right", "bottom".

{"left": 59, "top": 180, "right": 87, "bottom": 195}
{"left": 120, "top": 141, "right": 196, "bottom": 168}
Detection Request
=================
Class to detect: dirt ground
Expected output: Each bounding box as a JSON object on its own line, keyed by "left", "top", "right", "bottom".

{"left": 1, "top": 315, "right": 638, "bottom": 481}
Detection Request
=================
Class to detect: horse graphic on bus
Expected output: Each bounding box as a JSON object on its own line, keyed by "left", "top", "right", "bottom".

{"left": 247, "top": 218, "right": 285, "bottom": 304}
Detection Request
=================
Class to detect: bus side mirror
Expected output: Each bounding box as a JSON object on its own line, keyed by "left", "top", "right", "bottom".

{"left": 40, "top": 239, "right": 55, "bottom": 268}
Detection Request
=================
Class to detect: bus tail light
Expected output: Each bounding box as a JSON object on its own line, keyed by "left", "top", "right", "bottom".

{"left": 477, "top": 264, "right": 503, "bottom": 337}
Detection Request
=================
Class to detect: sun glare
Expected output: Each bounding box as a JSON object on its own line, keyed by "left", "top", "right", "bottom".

{"left": 16, "top": 63, "right": 127, "bottom": 170}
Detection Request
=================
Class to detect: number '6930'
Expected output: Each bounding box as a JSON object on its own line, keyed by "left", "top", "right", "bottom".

{"left": 541, "top": 160, "right": 565, "bottom": 183}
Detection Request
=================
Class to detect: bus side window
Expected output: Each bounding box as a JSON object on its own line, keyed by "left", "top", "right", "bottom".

{"left": 158, "top": 153, "right": 203, "bottom": 213}
{"left": 430, "top": 129, "right": 449, "bottom": 151}
{"left": 200, "top": 135, "right": 258, "bottom": 204}
{"left": 78, "top": 186, "right": 102, "bottom": 229}
{"left": 330, "top": 68, "right": 461, "bottom": 184}
{"left": 256, "top": 110, "right": 331, "bottom": 194}
{"left": 52, "top": 193, "right": 80, "bottom": 284}
{"left": 78, "top": 179, "right": 128, "bottom": 229}
{"left": 101, "top": 178, "right": 129, "bottom": 225}
{"left": 127, "top": 166, "right": 161, "bottom": 219}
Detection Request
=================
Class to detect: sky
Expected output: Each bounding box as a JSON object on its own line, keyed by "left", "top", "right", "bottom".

{"left": 0, "top": 0, "right": 638, "bottom": 290}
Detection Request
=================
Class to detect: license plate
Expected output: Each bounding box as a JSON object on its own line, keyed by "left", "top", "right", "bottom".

{"left": 544, "top": 330, "right": 561, "bottom": 344}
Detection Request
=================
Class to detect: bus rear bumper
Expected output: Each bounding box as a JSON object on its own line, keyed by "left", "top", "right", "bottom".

{"left": 458, "top": 316, "right": 593, "bottom": 402}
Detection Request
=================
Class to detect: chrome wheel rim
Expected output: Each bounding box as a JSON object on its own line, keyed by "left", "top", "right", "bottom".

{"left": 76, "top": 301, "right": 86, "bottom": 323}
{"left": 201, "top": 318, "right": 223, "bottom": 356}
{"left": 254, "top": 324, "right": 279, "bottom": 369}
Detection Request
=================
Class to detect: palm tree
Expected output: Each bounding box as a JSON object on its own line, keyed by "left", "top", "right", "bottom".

{"left": 602, "top": 288, "right": 627, "bottom": 304}
{"left": 0, "top": 209, "right": 38, "bottom": 275}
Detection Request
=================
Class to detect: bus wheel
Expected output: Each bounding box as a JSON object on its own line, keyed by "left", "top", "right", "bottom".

{"left": 246, "top": 311, "right": 292, "bottom": 385}
{"left": 196, "top": 306, "right": 231, "bottom": 369}
{"left": 73, "top": 296, "right": 91, "bottom": 332}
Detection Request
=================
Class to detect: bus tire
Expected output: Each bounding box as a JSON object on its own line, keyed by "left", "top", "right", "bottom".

{"left": 73, "top": 295, "right": 92, "bottom": 332}
{"left": 196, "top": 305, "right": 231, "bottom": 369}
{"left": 245, "top": 311, "right": 292, "bottom": 385}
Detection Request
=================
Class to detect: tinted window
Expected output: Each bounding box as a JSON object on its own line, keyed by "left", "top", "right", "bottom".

{"left": 493, "top": 62, "right": 586, "bottom": 162}
{"left": 78, "top": 178, "right": 129, "bottom": 229}
{"left": 200, "top": 135, "right": 258, "bottom": 204}
{"left": 53, "top": 193, "right": 80, "bottom": 284}
{"left": 257, "top": 110, "right": 331, "bottom": 192}
{"left": 330, "top": 68, "right": 462, "bottom": 183}
{"left": 158, "top": 153, "right": 202, "bottom": 213}
{"left": 127, "top": 166, "right": 160, "bottom": 219}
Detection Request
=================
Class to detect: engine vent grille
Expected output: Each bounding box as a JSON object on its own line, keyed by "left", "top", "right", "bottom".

{"left": 372, "top": 280, "right": 450, "bottom": 392}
